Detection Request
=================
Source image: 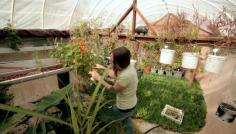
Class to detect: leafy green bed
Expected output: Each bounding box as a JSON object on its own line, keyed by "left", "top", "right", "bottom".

{"left": 86, "top": 73, "right": 207, "bottom": 132}
{"left": 135, "top": 74, "right": 206, "bottom": 132}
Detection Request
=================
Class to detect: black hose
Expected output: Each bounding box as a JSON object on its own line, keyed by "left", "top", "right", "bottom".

{"left": 131, "top": 116, "right": 161, "bottom": 134}
{"left": 143, "top": 125, "right": 161, "bottom": 134}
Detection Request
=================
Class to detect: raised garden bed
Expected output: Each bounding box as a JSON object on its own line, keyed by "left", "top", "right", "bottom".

{"left": 134, "top": 74, "right": 206, "bottom": 132}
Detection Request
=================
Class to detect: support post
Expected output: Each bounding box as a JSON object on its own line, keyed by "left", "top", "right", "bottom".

{"left": 132, "top": 0, "right": 137, "bottom": 35}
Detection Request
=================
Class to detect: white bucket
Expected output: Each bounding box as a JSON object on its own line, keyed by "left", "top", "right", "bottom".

{"left": 160, "top": 49, "right": 175, "bottom": 65}
{"left": 182, "top": 53, "right": 199, "bottom": 69}
{"left": 204, "top": 55, "right": 226, "bottom": 74}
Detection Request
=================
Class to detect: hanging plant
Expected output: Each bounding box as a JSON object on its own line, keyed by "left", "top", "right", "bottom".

{"left": 3, "top": 21, "right": 22, "bottom": 51}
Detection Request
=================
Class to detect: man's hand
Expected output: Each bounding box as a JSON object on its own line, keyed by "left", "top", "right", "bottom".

{"left": 89, "top": 70, "right": 101, "bottom": 81}
{"left": 94, "top": 64, "right": 105, "bottom": 69}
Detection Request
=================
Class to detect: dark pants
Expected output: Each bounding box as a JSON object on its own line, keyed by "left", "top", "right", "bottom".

{"left": 98, "top": 105, "right": 135, "bottom": 134}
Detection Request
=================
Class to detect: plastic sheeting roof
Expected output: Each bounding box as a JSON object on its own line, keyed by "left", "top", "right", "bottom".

{"left": 0, "top": 0, "right": 235, "bottom": 30}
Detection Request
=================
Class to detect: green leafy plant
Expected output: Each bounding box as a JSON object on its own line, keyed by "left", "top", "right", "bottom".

{"left": 134, "top": 74, "right": 206, "bottom": 132}
{"left": 166, "top": 42, "right": 178, "bottom": 50}
{"left": 172, "top": 58, "right": 182, "bottom": 70}
{"left": 51, "top": 21, "right": 104, "bottom": 90}
{"left": 143, "top": 41, "right": 163, "bottom": 50}
{"left": 51, "top": 43, "right": 96, "bottom": 82}
{"left": 0, "top": 68, "right": 118, "bottom": 134}
{"left": 3, "top": 21, "right": 22, "bottom": 51}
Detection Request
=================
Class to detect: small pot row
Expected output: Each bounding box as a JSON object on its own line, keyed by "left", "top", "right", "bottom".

{"left": 160, "top": 49, "right": 226, "bottom": 74}
{"left": 148, "top": 67, "right": 184, "bottom": 78}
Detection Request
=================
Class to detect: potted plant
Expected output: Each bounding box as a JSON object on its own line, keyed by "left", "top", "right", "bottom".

{"left": 205, "top": 8, "right": 234, "bottom": 74}
{"left": 181, "top": 44, "right": 200, "bottom": 70}
{"left": 159, "top": 42, "right": 176, "bottom": 65}
{"left": 136, "top": 59, "right": 147, "bottom": 78}
{"left": 173, "top": 57, "right": 184, "bottom": 78}
{"left": 181, "top": 25, "right": 201, "bottom": 70}
{"left": 165, "top": 66, "right": 173, "bottom": 76}
{"left": 204, "top": 48, "right": 226, "bottom": 74}
{"left": 3, "top": 21, "right": 22, "bottom": 51}
{"left": 157, "top": 63, "right": 165, "bottom": 75}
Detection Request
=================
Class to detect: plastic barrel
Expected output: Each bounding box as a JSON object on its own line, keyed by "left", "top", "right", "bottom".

{"left": 216, "top": 102, "right": 236, "bottom": 123}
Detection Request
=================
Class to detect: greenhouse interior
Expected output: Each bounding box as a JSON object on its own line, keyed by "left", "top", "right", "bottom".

{"left": 0, "top": 0, "right": 236, "bottom": 134}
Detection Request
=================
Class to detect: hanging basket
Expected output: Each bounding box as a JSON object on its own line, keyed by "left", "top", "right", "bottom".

{"left": 159, "top": 49, "right": 175, "bottom": 65}
{"left": 204, "top": 55, "right": 226, "bottom": 74}
{"left": 182, "top": 52, "right": 199, "bottom": 69}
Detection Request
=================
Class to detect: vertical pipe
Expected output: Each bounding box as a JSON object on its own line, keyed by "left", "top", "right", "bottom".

{"left": 132, "top": 0, "right": 137, "bottom": 35}
{"left": 42, "top": 0, "right": 46, "bottom": 29}
{"left": 10, "top": 0, "right": 15, "bottom": 25}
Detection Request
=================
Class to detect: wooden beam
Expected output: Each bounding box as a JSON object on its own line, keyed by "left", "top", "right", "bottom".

{"left": 99, "top": 33, "right": 236, "bottom": 48}
{"left": 132, "top": 0, "right": 137, "bottom": 35}
{"left": 110, "top": 5, "right": 133, "bottom": 34}
{"left": 136, "top": 8, "right": 157, "bottom": 35}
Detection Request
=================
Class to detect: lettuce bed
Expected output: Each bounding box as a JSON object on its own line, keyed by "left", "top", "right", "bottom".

{"left": 135, "top": 73, "right": 206, "bottom": 132}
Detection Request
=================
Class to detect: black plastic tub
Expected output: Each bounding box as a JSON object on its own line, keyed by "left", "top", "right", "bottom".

{"left": 216, "top": 102, "right": 236, "bottom": 123}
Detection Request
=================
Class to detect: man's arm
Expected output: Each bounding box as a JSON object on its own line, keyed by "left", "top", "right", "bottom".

{"left": 95, "top": 64, "right": 116, "bottom": 79}
{"left": 102, "top": 81, "right": 124, "bottom": 92}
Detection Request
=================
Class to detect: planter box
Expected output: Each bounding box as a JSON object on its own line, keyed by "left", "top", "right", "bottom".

{"left": 161, "top": 104, "right": 184, "bottom": 125}
{"left": 182, "top": 52, "right": 199, "bottom": 69}
{"left": 160, "top": 49, "right": 175, "bottom": 65}
{"left": 204, "top": 55, "right": 226, "bottom": 74}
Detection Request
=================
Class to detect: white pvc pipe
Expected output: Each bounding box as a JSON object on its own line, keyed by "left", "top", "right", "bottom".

{"left": 0, "top": 68, "right": 71, "bottom": 85}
